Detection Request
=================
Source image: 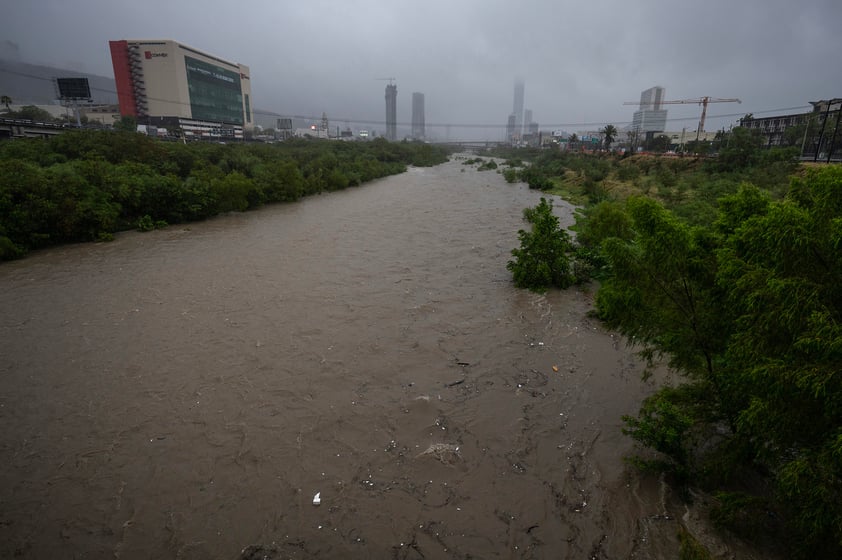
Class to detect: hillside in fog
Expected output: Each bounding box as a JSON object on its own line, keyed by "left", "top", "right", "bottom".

{"left": 0, "top": 58, "right": 117, "bottom": 105}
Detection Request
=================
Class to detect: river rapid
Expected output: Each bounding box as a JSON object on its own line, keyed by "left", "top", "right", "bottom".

{"left": 1, "top": 157, "right": 686, "bottom": 559}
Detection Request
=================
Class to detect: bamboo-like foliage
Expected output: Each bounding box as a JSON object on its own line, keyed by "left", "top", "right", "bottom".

{"left": 590, "top": 167, "right": 842, "bottom": 557}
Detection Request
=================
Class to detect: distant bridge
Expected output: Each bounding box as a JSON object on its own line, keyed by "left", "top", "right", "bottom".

{"left": 430, "top": 140, "right": 506, "bottom": 151}
{"left": 0, "top": 118, "right": 68, "bottom": 139}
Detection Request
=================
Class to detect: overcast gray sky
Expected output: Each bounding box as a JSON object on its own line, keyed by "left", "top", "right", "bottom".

{"left": 2, "top": 0, "right": 840, "bottom": 140}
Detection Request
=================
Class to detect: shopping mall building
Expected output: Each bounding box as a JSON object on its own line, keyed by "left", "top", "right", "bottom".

{"left": 109, "top": 39, "right": 253, "bottom": 139}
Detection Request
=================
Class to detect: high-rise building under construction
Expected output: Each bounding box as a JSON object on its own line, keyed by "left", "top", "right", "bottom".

{"left": 631, "top": 86, "right": 668, "bottom": 135}
{"left": 411, "top": 92, "right": 425, "bottom": 139}
{"left": 385, "top": 83, "right": 397, "bottom": 141}
{"left": 512, "top": 80, "right": 525, "bottom": 141}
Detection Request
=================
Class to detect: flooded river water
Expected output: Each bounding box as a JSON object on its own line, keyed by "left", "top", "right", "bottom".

{"left": 0, "top": 158, "right": 686, "bottom": 559}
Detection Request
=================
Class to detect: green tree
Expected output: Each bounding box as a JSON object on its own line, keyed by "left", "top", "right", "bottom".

{"left": 572, "top": 200, "right": 634, "bottom": 249}
{"left": 42, "top": 161, "right": 119, "bottom": 241}
{"left": 711, "top": 129, "right": 728, "bottom": 153}
{"left": 507, "top": 197, "right": 576, "bottom": 290}
{"left": 685, "top": 139, "right": 711, "bottom": 156}
{"left": 1, "top": 95, "right": 11, "bottom": 112}
{"left": 9, "top": 105, "right": 54, "bottom": 122}
{"left": 254, "top": 159, "right": 305, "bottom": 202}
{"left": 715, "top": 126, "right": 763, "bottom": 171}
{"left": 622, "top": 385, "right": 697, "bottom": 481}
{"left": 615, "top": 167, "right": 842, "bottom": 557}
{"left": 59, "top": 113, "right": 88, "bottom": 125}
{"left": 212, "top": 171, "right": 257, "bottom": 212}
{"left": 0, "top": 159, "right": 50, "bottom": 255}
{"left": 602, "top": 124, "right": 618, "bottom": 151}
{"left": 502, "top": 167, "right": 519, "bottom": 183}
{"left": 715, "top": 166, "right": 842, "bottom": 555}
{"left": 597, "top": 197, "right": 729, "bottom": 383}
{"left": 113, "top": 115, "right": 137, "bottom": 133}
{"left": 648, "top": 134, "right": 672, "bottom": 153}
{"left": 787, "top": 118, "right": 816, "bottom": 157}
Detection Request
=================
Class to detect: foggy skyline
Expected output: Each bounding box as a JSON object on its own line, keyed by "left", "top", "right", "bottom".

{"left": 1, "top": 0, "right": 841, "bottom": 140}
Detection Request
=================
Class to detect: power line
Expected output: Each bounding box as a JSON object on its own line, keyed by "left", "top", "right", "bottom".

{"left": 265, "top": 106, "right": 813, "bottom": 131}
{"left": 0, "top": 66, "right": 815, "bottom": 131}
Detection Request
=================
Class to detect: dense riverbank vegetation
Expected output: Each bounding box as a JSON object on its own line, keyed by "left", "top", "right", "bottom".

{"left": 503, "top": 138, "right": 841, "bottom": 558}
{"left": 0, "top": 132, "right": 449, "bottom": 259}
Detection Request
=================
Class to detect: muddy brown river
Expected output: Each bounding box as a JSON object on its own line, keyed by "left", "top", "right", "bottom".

{"left": 1, "top": 158, "right": 692, "bottom": 559}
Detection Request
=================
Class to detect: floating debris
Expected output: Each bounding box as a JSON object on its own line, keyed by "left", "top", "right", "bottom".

{"left": 417, "top": 443, "right": 462, "bottom": 465}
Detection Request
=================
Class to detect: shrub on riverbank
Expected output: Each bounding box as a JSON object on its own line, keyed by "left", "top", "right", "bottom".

{"left": 503, "top": 142, "right": 840, "bottom": 557}
{"left": 489, "top": 135, "right": 799, "bottom": 215}
{"left": 0, "top": 132, "right": 450, "bottom": 259}
{"left": 507, "top": 197, "right": 576, "bottom": 291}
{"left": 592, "top": 166, "right": 842, "bottom": 558}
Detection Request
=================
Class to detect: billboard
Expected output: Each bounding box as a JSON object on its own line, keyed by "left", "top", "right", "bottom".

{"left": 185, "top": 56, "right": 243, "bottom": 125}
{"left": 56, "top": 77, "right": 92, "bottom": 100}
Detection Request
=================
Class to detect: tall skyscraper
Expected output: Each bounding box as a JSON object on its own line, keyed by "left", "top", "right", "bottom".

{"left": 631, "top": 85, "right": 668, "bottom": 135}
{"left": 512, "top": 80, "right": 525, "bottom": 141}
{"left": 385, "top": 83, "right": 397, "bottom": 141}
{"left": 411, "top": 92, "right": 425, "bottom": 139}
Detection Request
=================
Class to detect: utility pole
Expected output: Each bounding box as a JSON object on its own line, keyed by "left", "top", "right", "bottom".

{"left": 814, "top": 102, "right": 832, "bottom": 162}
{"left": 827, "top": 104, "right": 841, "bottom": 163}
{"left": 800, "top": 114, "right": 812, "bottom": 160}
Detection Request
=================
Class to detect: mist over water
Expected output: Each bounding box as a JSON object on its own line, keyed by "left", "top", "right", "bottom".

{"left": 0, "top": 159, "right": 679, "bottom": 559}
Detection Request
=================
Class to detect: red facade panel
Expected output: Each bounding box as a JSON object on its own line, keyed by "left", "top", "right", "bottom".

{"left": 108, "top": 40, "right": 137, "bottom": 117}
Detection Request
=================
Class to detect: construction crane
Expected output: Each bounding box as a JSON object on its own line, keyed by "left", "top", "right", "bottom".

{"left": 623, "top": 96, "right": 741, "bottom": 142}
{"left": 376, "top": 77, "right": 396, "bottom": 86}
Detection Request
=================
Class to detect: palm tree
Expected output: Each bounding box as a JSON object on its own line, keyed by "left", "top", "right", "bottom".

{"left": 1, "top": 95, "right": 12, "bottom": 113}
{"left": 602, "top": 124, "right": 618, "bottom": 151}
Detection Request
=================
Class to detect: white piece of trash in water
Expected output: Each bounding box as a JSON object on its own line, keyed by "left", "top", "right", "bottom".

{"left": 313, "top": 492, "right": 321, "bottom": 506}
